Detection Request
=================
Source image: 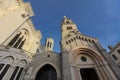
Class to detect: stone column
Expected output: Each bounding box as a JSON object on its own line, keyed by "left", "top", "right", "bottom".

{"left": 61, "top": 52, "right": 72, "bottom": 80}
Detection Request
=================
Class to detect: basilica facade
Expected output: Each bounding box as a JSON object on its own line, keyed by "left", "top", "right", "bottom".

{"left": 0, "top": 0, "right": 120, "bottom": 80}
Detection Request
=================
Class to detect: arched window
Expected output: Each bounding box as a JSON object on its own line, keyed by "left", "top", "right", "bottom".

{"left": 0, "top": 64, "right": 5, "bottom": 71}
{"left": 71, "top": 39, "right": 74, "bottom": 42}
{"left": 66, "top": 21, "right": 70, "bottom": 24}
{"left": 47, "top": 42, "right": 50, "bottom": 47}
{"left": 10, "top": 60, "right": 27, "bottom": 80}
{"left": 0, "top": 64, "right": 10, "bottom": 79}
{"left": 79, "top": 36, "right": 81, "bottom": 39}
{"left": 69, "top": 40, "right": 71, "bottom": 43}
{"left": 36, "top": 64, "right": 57, "bottom": 80}
{"left": 117, "top": 49, "right": 120, "bottom": 54}
{"left": 76, "top": 36, "right": 78, "bottom": 39}
{"left": 8, "top": 32, "right": 21, "bottom": 47}
{"left": 66, "top": 41, "right": 68, "bottom": 44}
{"left": 18, "top": 39, "right": 26, "bottom": 49}
{"left": 10, "top": 66, "right": 19, "bottom": 80}
{"left": 7, "top": 29, "right": 28, "bottom": 49}
{"left": 16, "top": 67, "right": 24, "bottom": 80}
{"left": 0, "top": 56, "right": 14, "bottom": 79}
{"left": 73, "top": 37, "right": 76, "bottom": 40}
{"left": 13, "top": 36, "right": 24, "bottom": 48}
{"left": 67, "top": 26, "right": 72, "bottom": 30}
{"left": 88, "top": 39, "right": 91, "bottom": 43}
{"left": 112, "top": 54, "right": 118, "bottom": 60}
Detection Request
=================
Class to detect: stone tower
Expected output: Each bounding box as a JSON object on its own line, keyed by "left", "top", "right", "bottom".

{"left": 45, "top": 38, "right": 54, "bottom": 51}
{"left": 60, "top": 16, "right": 119, "bottom": 80}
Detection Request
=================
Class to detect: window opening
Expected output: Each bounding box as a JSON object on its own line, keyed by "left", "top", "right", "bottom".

{"left": 18, "top": 39, "right": 26, "bottom": 49}
{"left": 81, "top": 56, "right": 87, "bottom": 62}
{"left": 0, "top": 64, "right": 5, "bottom": 71}
{"left": 8, "top": 33, "right": 21, "bottom": 47}
{"left": 35, "top": 64, "right": 57, "bottom": 80}
{"left": 112, "top": 54, "right": 118, "bottom": 60}
{"left": 66, "top": 21, "right": 70, "bottom": 24}
{"left": 47, "top": 42, "right": 49, "bottom": 47}
{"left": 117, "top": 50, "right": 120, "bottom": 54}
{"left": 71, "top": 39, "right": 74, "bottom": 42}
{"left": 10, "top": 66, "right": 19, "bottom": 80}
{"left": 13, "top": 36, "right": 24, "bottom": 48}
{"left": 73, "top": 37, "right": 76, "bottom": 40}
{"left": 0, "top": 64, "right": 10, "bottom": 79}
{"left": 69, "top": 40, "right": 71, "bottom": 43}
{"left": 50, "top": 43, "right": 52, "bottom": 48}
{"left": 16, "top": 68, "right": 24, "bottom": 80}
{"left": 66, "top": 41, "right": 68, "bottom": 44}
{"left": 80, "top": 68, "right": 99, "bottom": 80}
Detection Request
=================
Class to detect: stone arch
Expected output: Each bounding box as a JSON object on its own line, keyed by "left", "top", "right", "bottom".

{"left": 69, "top": 46, "right": 103, "bottom": 64}
{"left": 1, "top": 55, "right": 14, "bottom": 64}
{"left": 9, "top": 59, "right": 28, "bottom": 80}
{"left": 35, "top": 63, "right": 57, "bottom": 80}
{"left": 0, "top": 56, "right": 14, "bottom": 79}
{"left": 17, "top": 59, "right": 28, "bottom": 67}
{"left": 33, "top": 62, "right": 60, "bottom": 80}
{"left": 69, "top": 46, "right": 112, "bottom": 80}
{"left": 19, "top": 28, "right": 29, "bottom": 39}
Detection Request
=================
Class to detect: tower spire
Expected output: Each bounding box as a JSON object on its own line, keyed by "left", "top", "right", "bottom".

{"left": 61, "top": 16, "right": 81, "bottom": 39}
{"left": 62, "top": 16, "right": 74, "bottom": 24}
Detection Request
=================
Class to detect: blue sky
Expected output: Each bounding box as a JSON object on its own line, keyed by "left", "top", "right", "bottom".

{"left": 25, "top": 0, "right": 120, "bottom": 52}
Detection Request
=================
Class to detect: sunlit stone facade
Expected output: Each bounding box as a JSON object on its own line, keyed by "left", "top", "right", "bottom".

{"left": 0, "top": 0, "right": 120, "bottom": 80}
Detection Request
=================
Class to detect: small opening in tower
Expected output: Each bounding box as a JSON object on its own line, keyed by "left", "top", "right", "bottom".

{"left": 47, "top": 55, "right": 50, "bottom": 57}
{"left": 66, "top": 21, "right": 70, "bottom": 23}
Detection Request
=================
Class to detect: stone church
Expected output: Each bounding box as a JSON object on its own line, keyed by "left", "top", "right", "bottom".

{"left": 0, "top": 0, "right": 120, "bottom": 80}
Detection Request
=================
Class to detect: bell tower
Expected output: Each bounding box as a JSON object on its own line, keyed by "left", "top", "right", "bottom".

{"left": 60, "top": 16, "right": 120, "bottom": 80}
{"left": 45, "top": 38, "right": 54, "bottom": 51}
{"left": 60, "top": 16, "right": 99, "bottom": 52}
{"left": 61, "top": 16, "right": 80, "bottom": 40}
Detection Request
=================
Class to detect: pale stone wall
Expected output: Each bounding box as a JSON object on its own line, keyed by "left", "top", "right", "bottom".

{"left": 24, "top": 51, "right": 61, "bottom": 80}
{"left": 0, "top": 45, "right": 31, "bottom": 80}
{"left": 0, "top": 0, "right": 42, "bottom": 57}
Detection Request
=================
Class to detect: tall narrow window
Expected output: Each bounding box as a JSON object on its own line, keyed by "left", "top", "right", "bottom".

{"left": 8, "top": 33, "right": 21, "bottom": 47}
{"left": 7, "top": 29, "right": 28, "bottom": 49}
{"left": 112, "top": 54, "right": 118, "bottom": 60}
{"left": 66, "top": 41, "right": 68, "bottom": 45}
{"left": 10, "top": 66, "right": 19, "bottom": 80}
{"left": 14, "top": 36, "right": 24, "bottom": 48}
{"left": 71, "top": 39, "right": 74, "bottom": 42}
{"left": 47, "top": 42, "right": 49, "bottom": 47}
{"left": 119, "top": 65, "right": 120, "bottom": 69}
{"left": 18, "top": 39, "right": 26, "bottom": 49}
{"left": 117, "top": 49, "right": 120, "bottom": 54}
{"left": 0, "top": 64, "right": 5, "bottom": 71}
{"left": 0, "top": 64, "right": 10, "bottom": 79}
{"left": 16, "top": 68, "right": 24, "bottom": 80}
{"left": 50, "top": 43, "right": 52, "bottom": 48}
{"left": 76, "top": 36, "right": 78, "bottom": 39}
{"left": 69, "top": 40, "right": 71, "bottom": 43}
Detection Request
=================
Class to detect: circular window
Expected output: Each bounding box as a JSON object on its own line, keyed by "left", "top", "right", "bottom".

{"left": 81, "top": 56, "right": 87, "bottom": 62}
